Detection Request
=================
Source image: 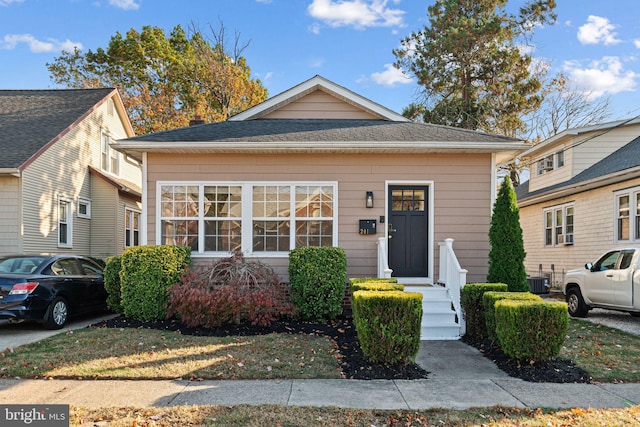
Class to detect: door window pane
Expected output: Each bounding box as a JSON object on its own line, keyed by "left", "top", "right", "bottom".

{"left": 391, "top": 188, "right": 424, "bottom": 211}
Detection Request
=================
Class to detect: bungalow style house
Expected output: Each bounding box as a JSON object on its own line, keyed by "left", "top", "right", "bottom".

{"left": 513, "top": 117, "right": 640, "bottom": 287}
{"left": 0, "top": 89, "right": 142, "bottom": 259}
{"left": 113, "top": 76, "right": 528, "bottom": 338}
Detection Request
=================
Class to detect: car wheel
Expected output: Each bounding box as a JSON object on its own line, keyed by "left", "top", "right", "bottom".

{"left": 43, "top": 297, "right": 68, "bottom": 329}
{"left": 566, "top": 288, "right": 588, "bottom": 318}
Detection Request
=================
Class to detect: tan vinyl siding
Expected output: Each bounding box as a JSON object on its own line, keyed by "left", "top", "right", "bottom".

{"left": 0, "top": 177, "right": 20, "bottom": 254}
{"left": 520, "top": 176, "right": 640, "bottom": 288}
{"left": 572, "top": 124, "right": 640, "bottom": 176}
{"left": 262, "top": 90, "right": 379, "bottom": 120}
{"left": 146, "top": 152, "right": 494, "bottom": 283}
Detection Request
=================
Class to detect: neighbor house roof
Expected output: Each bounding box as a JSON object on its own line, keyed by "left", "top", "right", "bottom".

{"left": 0, "top": 88, "right": 124, "bottom": 173}
{"left": 115, "top": 76, "right": 528, "bottom": 164}
{"left": 516, "top": 136, "right": 640, "bottom": 206}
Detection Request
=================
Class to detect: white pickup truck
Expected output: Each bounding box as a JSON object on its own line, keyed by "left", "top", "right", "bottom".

{"left": 563, "top": 248, "right": 640, "bottom": 318}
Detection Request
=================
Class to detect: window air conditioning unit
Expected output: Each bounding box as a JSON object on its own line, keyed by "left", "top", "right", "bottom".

{"left": 564, "top": 234, "right": 574, "bottom": 245}
{"left": 556, "top": 234, "right": 564, "bottom": 244}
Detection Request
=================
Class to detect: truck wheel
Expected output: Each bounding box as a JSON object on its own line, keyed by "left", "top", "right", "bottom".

{"left": 566, "top": 288, "right": 588, "bottom": 318}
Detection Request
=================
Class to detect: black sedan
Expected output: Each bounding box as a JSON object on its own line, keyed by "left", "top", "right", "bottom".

{"left": 0, "top": 255, "right": 108, "bottom": 329}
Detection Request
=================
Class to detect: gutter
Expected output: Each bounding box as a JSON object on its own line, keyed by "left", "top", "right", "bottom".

{"left": 0, "top": 169, "right": 21, "bottom": 177}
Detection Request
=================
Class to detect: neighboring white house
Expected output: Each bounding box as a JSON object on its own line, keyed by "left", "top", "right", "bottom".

{"left": 512, "top": 117, "right": 640, "bottom": 287}
{"left": 0, "top": 88, "right": 142, "bottom": 259}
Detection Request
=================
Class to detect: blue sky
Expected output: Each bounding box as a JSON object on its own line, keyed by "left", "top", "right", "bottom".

{"left": 1, "top": 0, "right": 639, "bottom": 125}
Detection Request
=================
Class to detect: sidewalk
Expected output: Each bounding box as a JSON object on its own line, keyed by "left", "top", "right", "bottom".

{"left": 0, "top": 341, "right": 638, "bottom": 410}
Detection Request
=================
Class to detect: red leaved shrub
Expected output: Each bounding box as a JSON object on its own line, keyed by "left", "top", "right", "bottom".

{"left": 167, "top": 252, "right": 295, "bottom": 327}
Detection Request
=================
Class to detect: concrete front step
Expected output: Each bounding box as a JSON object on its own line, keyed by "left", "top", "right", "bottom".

{"left": 404, "top": 285, "right": 461, "bottom": 340}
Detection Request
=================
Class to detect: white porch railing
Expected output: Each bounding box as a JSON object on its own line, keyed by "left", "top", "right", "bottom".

{"left": 376, "top": 237, "right": 393, "bottom": 278}
{"left": 438, "top": 238, "right": 468, "bottom": 335}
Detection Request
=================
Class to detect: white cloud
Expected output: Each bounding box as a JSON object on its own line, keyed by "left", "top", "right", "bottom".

{"left": 363, "top": 64, "right": 412, "bottom": 87}
{"left": 108, "top": 0, "right": 140, "bottom": 11}
{"left": 309, "top": 23, "right": 321, "bottom": 35}
{"left": 307, "top": 0, "right": 405, "bottom": 30}
{"left": 577, "top": 15, "right": 620, "bottom": 46}
{"left": 256, "top": 0, "right": 272, "bottom": 3}
{"left": 563, "top": 56, "right": 637, "bottom": 98}
{"left": 635, "top": 39, "right": 640, "bottom": 49}
{"left": 0, "top": 0, "right": 24, "bottom": 6}
{"left": 1, "top": 34, "right": 83, "bottom": 53}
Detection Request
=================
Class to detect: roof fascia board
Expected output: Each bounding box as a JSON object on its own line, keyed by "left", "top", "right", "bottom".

{"left": 0, "top": 169, "right": 20, "bottom": 177}
{"left": 113, "top": 140, "right": 529, "bottom": 162}
{"left": 229, "top": 75, "right": 409, "bottom": 122}
{"left": 521, "top": 116, "right": 640, "bottom": 158}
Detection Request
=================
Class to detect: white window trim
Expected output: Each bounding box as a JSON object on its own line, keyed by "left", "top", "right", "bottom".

{"left": 543, "top": 202, "right": 574, "bottom": 247}
{"left": 77, "top": 197, "right": 91, "bottom": 219}
{"left": 156, "top": 181, "right": 339, "bottom": 257}
{"left": 614, "top": 187, "right": 640, "bottom": 243}
{"left": 125, "top": 207, "right": 142, "bottom": 248}
{"left": 536, "top": 152, "right": 565, "bottom": 176}
{"left": 101, "top": 129, "right": 120, "bottom": 177}
{"left": 58, "top": 197, "right": 73, "bottom": 248}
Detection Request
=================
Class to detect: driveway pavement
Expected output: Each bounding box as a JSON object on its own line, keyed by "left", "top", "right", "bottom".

{"left": 0, "top": 312, "right": 117, "bottom": 351}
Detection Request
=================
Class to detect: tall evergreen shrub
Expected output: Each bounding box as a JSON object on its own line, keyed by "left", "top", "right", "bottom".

{"left": 487, "top": 176, "right": 528, "bottom": 292}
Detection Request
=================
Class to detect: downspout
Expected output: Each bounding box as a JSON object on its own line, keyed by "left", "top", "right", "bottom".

{"left": 141, "top": 152, "right": 148, "bottom": 245}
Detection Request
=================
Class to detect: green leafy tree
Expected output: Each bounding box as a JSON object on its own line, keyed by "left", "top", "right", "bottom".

{"left": 393, "top": 0, "right": 556, "bottom": 136}
{"left": 488, "top": 176, "right": 528, "bottom": 292}
{"left": 47, "top": 24, "right": 267, "bottom": 134}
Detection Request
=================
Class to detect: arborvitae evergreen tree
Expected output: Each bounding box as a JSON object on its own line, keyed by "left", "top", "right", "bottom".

{"left": 488, "top": 176, "right": 528, "bottom": 291}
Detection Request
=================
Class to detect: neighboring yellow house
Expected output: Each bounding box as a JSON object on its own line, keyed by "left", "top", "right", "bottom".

{"left": 114, "top": 75, "right": 527, "bottom": 285}
{"left": 0, "top": 88, "right": 142, "bottom": 259}
{"left": 513, "top": 117, "right": 640, "bottom": 288}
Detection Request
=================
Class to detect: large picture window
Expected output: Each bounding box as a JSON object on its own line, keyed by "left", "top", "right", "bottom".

{"left": 158, "top": 182, "right": 337, "bottom": 255}
{"left": 543, "top": 203, "right": 574, "bottom": 246}
{"left": 615, "top": 187, "right": 640, "bottom": 242}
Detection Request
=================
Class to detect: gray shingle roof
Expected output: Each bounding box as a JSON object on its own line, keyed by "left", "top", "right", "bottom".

{"left": 516, "top": 136, "right": 640, "bottom": 201}
{"left": 0, "top": 88, "right": 114, "bottom": 169}
{"left": 123, "top": 119, "right": 519, "bottom": 144}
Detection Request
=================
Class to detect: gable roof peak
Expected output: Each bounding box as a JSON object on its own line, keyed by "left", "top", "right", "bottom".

{"left": 229, "top": 75, "right": 409, "bottom": 122}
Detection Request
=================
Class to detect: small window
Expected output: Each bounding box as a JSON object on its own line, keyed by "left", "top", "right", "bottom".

{"left": 78, "top": 198, "right": 91, "bottom": 219}
{"left": 556, "top": 151, "right": 565, "bottom": 168}
{"left": 125, "top": 208, "right": 141, "bottom": 248}
{"left": 101, "top": 132, "right": 120, "bottom": 176}
{"left": 543, "top": 203, "right": 574, "bottom": 247}
{"left": 58, "top": 198, "right": 72, "bottom": 248}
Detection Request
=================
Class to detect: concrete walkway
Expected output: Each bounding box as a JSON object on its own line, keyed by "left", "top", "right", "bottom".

{"left": 0, "top": 341, "right": 638, "bottom": 410}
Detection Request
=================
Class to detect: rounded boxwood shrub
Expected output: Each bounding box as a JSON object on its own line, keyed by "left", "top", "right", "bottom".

{"left": 289, "top": 246, "right": 346, "bottom": 322}
{"left": 461, "top": 283, "right": 508, "bottom": 340}
{"left": 120, "top": 245, "right": 192, "bottom": 321}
